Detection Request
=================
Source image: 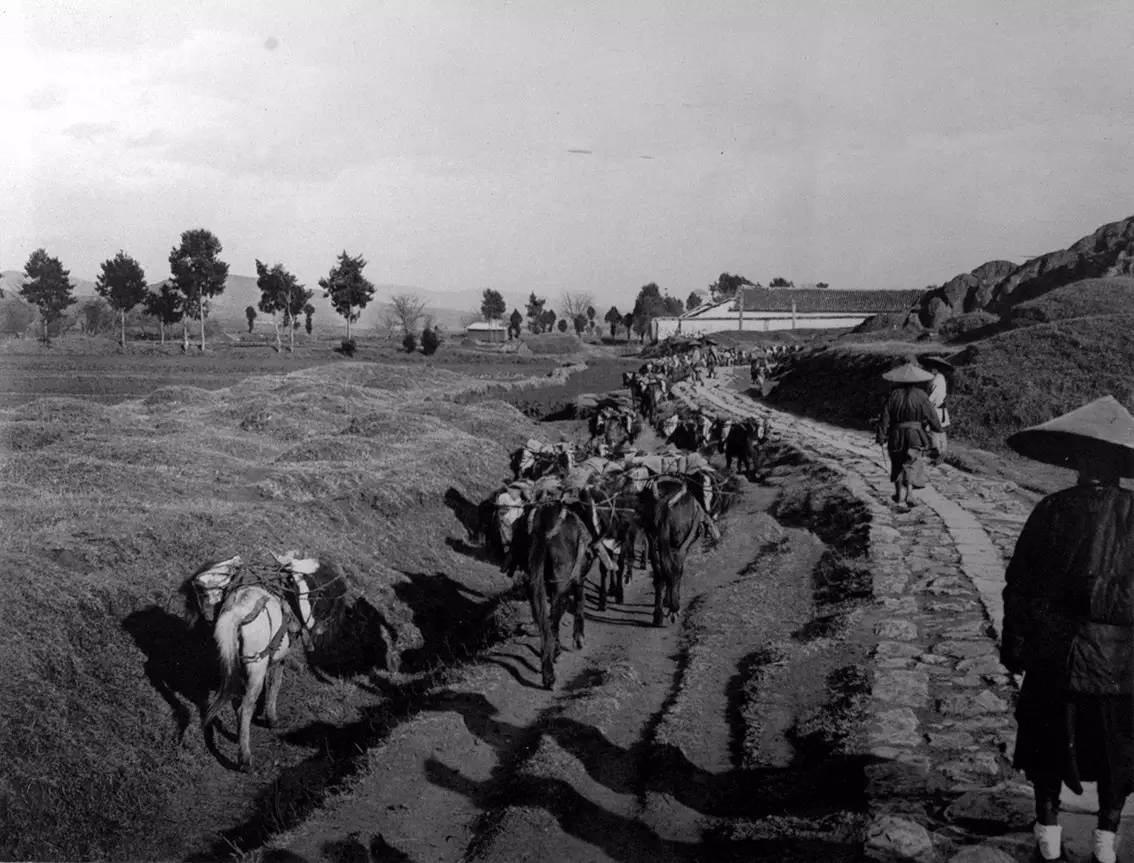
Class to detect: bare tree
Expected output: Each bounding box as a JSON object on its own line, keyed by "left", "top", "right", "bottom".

{"left": 384, "top": 293, "right": 427, "bottom": 338}
{"left": 560, "top": 290, "right": 595, "bottom": 322}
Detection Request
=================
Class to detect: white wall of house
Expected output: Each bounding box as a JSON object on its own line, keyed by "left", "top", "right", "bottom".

{"left": 653, "top": 312, "right": 870, "bottom": 340}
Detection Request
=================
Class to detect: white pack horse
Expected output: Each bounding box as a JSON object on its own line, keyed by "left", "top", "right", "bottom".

{"left": 191, "top": 556, "right": 291, "bottom": 771}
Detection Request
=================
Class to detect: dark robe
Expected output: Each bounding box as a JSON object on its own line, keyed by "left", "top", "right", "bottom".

{"left": 1001, "top": 482, "right": 1134, "bottom": 796}
{"left": 877, "top": 385, "right": 942, "bottom": 483}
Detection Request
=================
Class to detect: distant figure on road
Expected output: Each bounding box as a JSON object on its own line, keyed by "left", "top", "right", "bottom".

{"left": 920, "top": 355, "right": 952, "bottom": 463}
{"left": 1001, "top": 396, "right": 1134, "bottom": 863}
{"left": 876, "top": 361, "right": 942, "bottom": 509}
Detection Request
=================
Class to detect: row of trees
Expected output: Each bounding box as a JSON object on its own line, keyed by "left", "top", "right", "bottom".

{"left": 16, "top": 230, "right": 379, "bottom": 350}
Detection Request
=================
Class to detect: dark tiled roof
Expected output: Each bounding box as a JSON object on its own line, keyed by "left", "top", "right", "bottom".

{"left": 738, "top": 287, "right": 922, "bottom": 313}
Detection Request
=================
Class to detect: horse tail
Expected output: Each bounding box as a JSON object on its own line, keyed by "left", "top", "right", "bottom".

{"left": 203, "top": 607, "right": 243, "bottom": 727}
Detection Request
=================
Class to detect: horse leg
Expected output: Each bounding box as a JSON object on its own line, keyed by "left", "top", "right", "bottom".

{"left": 529, "top": 571, "right": 555, "bottom": 690}
{"left": 572, "top": 578, "right": 585, "bottom": 650}
{"left": 238, "top": 660, "right": 267, "bottom": 771}
{"left": 263, "top": 660, "right": 285, "bottom": 729}
{"left": 647, "top": 537, "right": 665, "bottom": 627}
{"left": 597, "top": 562, "right": 609, "bottom": 612}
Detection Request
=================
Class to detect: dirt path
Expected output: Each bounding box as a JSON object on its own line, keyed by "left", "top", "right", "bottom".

{"left": 263, "top": 389, "right": 873, "bottom": 862}
{"left": 686, "top": 370, "right": 1134, "bottom": 862}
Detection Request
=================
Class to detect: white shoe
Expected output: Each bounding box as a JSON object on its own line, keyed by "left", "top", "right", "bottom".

{"left": 1093, "top": 828, "right": 1117, "bottom": 863}
{"left": 1034, "top": 822, "right": 1062, "bottom": 861}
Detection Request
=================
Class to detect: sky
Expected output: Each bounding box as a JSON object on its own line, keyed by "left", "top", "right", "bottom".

{"left": 3, "top": 0, "right": 1134, "bottom": 315}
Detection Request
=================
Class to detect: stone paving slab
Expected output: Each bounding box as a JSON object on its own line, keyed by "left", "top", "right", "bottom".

{"left": 675, "top": 371, "right": 1134, "bottom": 861}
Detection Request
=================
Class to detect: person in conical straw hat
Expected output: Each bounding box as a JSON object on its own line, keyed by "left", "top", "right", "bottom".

{"left": 1000, "top": 396, "right": 1134, "bottom": 863}
{"left": 920, "top": 355, "right": 953, "bottom": 464}
{"left": 875, "top": 359, "right": 943, "bottom": 508}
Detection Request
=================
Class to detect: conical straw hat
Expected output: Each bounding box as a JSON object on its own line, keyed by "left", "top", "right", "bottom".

{"left": 1005, "top": 395, "right": 1134, "bottom": 477}
{"left": 882, "top": 362, "right": 934, "bottom": 384}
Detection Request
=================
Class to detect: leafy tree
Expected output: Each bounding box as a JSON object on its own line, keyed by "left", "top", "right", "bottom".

{"left": 686, "top": 292, "right": 703, "bottom": 311}
{"left": 708, "top": 272, "right": 755, "bottom": 302}
{"left": 539, "top": 308, "right": 557, "bottom": 332}
{"left": 95, "top": 251, "right": 148, "bottom": 348}
{"left": 508, "top": 308, "right": 523, "bottom": 339}
{"left": 662, "top": 295, "right": 684, "bottom": 316}
{"left": 816, "top": 281, "right": 829, "bottom": 289}
{"left": 303, "top": 303, "right": 315, "bottom": 335}
{"left": 572, "top": 313, "right": 586, "bottom": 335}
{"left": 480, "top": 288, "right": 506, "bottom": 321}
{"left": 20, "top": 248, "right": 76, "bottom": 342}
{"left": 632, "top": 282, "right": 665, "bottom": 343}
{"left": 76, "top": 297, "right": 114, "bottom": 336}
{"left": 319, "top": 250, "right": 375, "bottom": 341}
{"left": 0, "top": 297, "right": 35, "bottom": 337}
{"left": 525, "top": 292, "right": 546, "bottom": 333}
{"left": 169, "top": 228, "right": 229, "bottom": 351}
{"left": 421, "top": 325, "right": 440, "bottom": 355}
{"left": 255, "top": 260, "right": 311, "bottom": 351}
{"left": 604, "top": 306, "right": 621, "bottom": 338}
{"left": 586, "top": 305, "right": 596, "bottom": 333}
{"left": 402, "top": 331, "right": 417, "bottom": 353}
{"left": 144, "top": 281, "right": 183, "bottom": 344}
{"left": 622, "top": 312, "right": 634, "bottom": 341}
{"left": 386, "top": 293, "right": 426, "bottom": 338}
{"left": 557, "top": 318, "right": 569, "bottom": 333}
{"left": 245, "top": 305, "right": 256, "bottom": 334}
{"left": 769, "top": 276, "right": 794, "bottom": 287}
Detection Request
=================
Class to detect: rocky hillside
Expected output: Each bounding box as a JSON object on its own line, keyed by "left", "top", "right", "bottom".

{"left": 905, "top": 215, "right": 1134, "bottom": 329}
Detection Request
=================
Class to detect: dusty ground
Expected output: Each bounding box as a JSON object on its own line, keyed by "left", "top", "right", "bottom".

{"left": 252, "top": 414, "right": 875, "bottom": 863}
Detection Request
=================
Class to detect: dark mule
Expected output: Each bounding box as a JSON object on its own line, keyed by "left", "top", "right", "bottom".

{"left": 521, "top": 501, "right": 592, "bottom": 688}
{"left": 723, "top": 417, "right": 769, "bottom": 476}
{"left": 584, "top": 470, "right": 649, "bottom": 611}
{"left": 640, "top": 471, "right": 734, "bottom": 627}
{"left": 639, "top": 379, "right": 666, "bottom": 425}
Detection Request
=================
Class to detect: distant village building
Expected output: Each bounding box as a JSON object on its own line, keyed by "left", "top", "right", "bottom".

{"left": 652, "top": 286, "right": 922, "bottom": 339}
{"left": 465, "top": 319, "right": 507, "bottom": 342}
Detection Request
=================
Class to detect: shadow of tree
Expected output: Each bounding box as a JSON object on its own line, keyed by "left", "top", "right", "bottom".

{"left": 391, "top": 570, "right": 498, "bottom": 673}
{"left": 306, "top": 595, "right": 395, "bottom": 678}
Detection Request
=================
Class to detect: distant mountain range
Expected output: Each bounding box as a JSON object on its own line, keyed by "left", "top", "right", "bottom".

{"left": 0, "top": 271, "right": 476, "bottom": 333}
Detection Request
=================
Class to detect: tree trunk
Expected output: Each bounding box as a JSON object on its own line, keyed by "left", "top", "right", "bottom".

{"left": 274, "top": 314, "right": 282, "bottom": 352}
{"left": 346, "top": 306, "right": 352, "bottom": 342}
{"left": 159, "top": 322, "right": 165, "bottom": 345}
{"left": 288, "top": 312, "right": 295, "bottom": 352}
{"left": 182, "top": 318, "right": 189, "bottom": 351}
{"left": 200, "top": 300, "right": 206, "bottom": 352}
{"left": 121, "top": 309, "right": 127, "bottom": 349}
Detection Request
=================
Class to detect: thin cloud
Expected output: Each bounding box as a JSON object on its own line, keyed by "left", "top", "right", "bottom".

{"left": 63, "top": 121, "right": 117, "bottom": 141}
{"left": 566, "top": 148, "right": 593, "bottom": 155}
{"left": 25, "top": 84, "right": 64, "bottom": 111}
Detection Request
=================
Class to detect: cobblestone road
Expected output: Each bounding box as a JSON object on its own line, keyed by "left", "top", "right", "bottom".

{"left": 675, "top": 370, "right": 1131, "bottom": 863}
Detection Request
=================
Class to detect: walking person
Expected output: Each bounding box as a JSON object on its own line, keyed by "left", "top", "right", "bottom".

{"left": 921, "top": 355, "right": 952, "bottom": 464}
{"left": 1001, "top": 396, "right": 1134, "bottom": 863}
{"left": 876, "top": 361, "right": 943, "bottom": 508}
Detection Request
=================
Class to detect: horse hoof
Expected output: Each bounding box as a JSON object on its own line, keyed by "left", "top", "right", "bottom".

{"left": 574, "top": 636, "right": 584, "bottom": 650}
{"left": 653, "top": 615, "right": 665, "bottom": 627}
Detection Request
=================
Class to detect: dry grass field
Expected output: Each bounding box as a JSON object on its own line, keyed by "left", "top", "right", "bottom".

{"left": 0, "top": 350, "right": 587, "bottom": 860}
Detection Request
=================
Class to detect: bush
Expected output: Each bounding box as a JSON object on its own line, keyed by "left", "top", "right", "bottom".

{"left": 938, "top": 310, "right": 1001, "bottom": 341}
{"left": 340, "top": 337, "right": 357, "bottom": 356}
{"left": 402, "top": 332, "right": 417, "bottom": 353}
{"left": 421, "top": 327, "right": 440, "bottom": 355}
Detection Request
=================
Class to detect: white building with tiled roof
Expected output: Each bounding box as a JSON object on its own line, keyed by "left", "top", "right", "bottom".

{"left": 652, "top": 287, "right": 922, "bottom": 339}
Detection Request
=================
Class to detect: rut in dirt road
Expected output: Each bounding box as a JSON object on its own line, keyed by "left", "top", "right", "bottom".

{"left": 267, "top": 419, "right": 877, "bottom": 863}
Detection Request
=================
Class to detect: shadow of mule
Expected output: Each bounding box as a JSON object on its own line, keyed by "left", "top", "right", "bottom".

{"left": 121, "top": 605, "right": 218, "bottom": 739}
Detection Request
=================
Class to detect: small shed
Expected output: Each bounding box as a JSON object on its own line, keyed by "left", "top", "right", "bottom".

{"left": 465, "top": 320, "right": 507, "bottom": 342}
